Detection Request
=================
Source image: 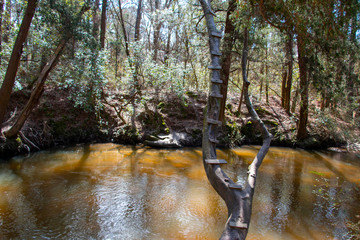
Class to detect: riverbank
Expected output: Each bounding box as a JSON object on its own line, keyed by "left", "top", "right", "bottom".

{"left": 1, "top": 86, "right": 359, "bottom": 158}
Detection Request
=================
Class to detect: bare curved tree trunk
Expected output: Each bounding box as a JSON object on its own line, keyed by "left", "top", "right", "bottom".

{"left": 0, "top": 0, "right": 37, "bottom": 129}
{"left": 199, "top": 1, "right": 272, "bottom": 239}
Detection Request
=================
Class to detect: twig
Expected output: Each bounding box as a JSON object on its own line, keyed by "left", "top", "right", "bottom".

{"left": 19, "top": 131, "right": 40, "bottom": 150}
{"left": 2, "top": 107, "right": 17, "bottom": 127}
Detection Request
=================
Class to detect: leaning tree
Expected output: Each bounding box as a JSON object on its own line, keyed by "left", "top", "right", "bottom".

{"left": 199, "top": 0, "right": 272, "bottom": 239}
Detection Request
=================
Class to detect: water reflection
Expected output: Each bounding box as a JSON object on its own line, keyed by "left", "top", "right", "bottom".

{"left": 0, "top": 144, "right": 359, "bottom": 239}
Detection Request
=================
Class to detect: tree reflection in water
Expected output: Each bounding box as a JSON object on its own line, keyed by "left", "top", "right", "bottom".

{"left": 0, "top": 144, "right": 359, "bottom": 239}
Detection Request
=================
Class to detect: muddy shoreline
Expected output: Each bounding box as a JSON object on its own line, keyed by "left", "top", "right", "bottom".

{"left": 1, "top": 87, "right": 358, "bottom": 159}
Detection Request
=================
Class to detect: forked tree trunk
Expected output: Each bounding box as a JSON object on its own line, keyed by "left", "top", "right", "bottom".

{"left": 199, "top": 1, "right": 272, "bottom": 239}
{"left": 0, "top": 0, "right": 37, "bottom": 129}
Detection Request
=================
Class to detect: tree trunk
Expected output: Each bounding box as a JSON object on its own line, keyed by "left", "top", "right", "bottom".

{"left": 265, "top": 46, "right": 269, "bottom": 104}
{"left": 199, "top": 1, "right": 271, "bottom": 239}
{"left": 237, "top": 82, "right": 244, "bottom": 113}
{"left": 92, "top": 0, "right": 100, "bottom": 39}
{"left": 118, "top": 0, "right": 130, "bottom": 58}
{"left": 259, "top": 64, "right": 264, "bottom": 101}
{"left": 347, "top": 13, "right": 357, "bottom": 108}
{"left": 3, "top": 0, "right": 11, "bottom": 43}
{"left": 291, "top": 78, "right": 299, "bottom": 113}
{"left": 100, "top": 0, "right": 107, "bottom": 49}
{"left": 281, "top": 66, "right": 287, "bottom": 107}
{"left": 134, "top": 0, "right": 143, "bottom": 41}
{"left": 0, "top": 0, "right": 3, "bottom": 65}
{"left": 164, "top": 27, "right": 171, "bottom": 63}
{"left": 134, "top": 0, "right": 143, "bottom": 90}
{"left": 118, "top": 0, "right": 141, "bottom": 94}
{"left": 4, "top": 40, "right": 67, "bottom": 138}
{"left": 0, "top": 0, "right": 37, "bottom": 129}
{"left": 283, "top": 32, "right": 293, "bottom": 113}
{"left": 219, "top": 0, "right": 236, "bottom": 122}
{"left": 296, "top": 35, "right": 308, "bottom": 140}
{"left": 152, "top": 0, "right": 161, "bottom": 61}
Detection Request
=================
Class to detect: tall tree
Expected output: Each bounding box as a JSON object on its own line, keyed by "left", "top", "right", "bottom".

{"left": 219, "top": 0, "right": 236, "bottom": 122}
{"left": 100, "top": 0, "right": 107, "bottom": 49}
{"left": 281, "top": 31, "right": 293, "bottom": 114}
{"left": 296, "top": 34, "right": 309, "bottom": 140}
{"left": 0, "top": 0, "right": 37, "bottom": 130}
{"left": 134, "top": 0, "right": 143, "bottom": 41}
{"left": 152, "top": 0, "right": 172, "bottom": 61}
{"left": 92, "top": 0, "right": 100, "bottom": 39}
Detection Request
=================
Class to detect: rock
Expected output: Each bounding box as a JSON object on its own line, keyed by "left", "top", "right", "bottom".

{"left": 144, "top": 132, "right": 191, "bottom": 148}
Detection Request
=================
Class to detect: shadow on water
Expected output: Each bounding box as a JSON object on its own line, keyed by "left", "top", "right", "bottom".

{"left": 0, "top": 144, "right": 359, "bottom": 239}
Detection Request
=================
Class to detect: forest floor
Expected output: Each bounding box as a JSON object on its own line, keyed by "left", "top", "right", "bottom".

{"left": 1, "top": 85, "right": 359, "bottom": 158}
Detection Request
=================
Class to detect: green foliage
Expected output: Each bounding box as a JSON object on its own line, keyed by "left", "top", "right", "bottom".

{"left": 225, "top": 120, "right": 244, "bottom": 147}
{"left": 309, "top": 170, "right": 325, "bottom": 177}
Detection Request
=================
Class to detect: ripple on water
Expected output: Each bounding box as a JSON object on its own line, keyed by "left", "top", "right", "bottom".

{"left": 0, "top": 144, "right": 359, "bottom": 239}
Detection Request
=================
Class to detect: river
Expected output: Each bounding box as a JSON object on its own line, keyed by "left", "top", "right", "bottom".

{"left": 0, "top": 143, "right": 359, "bottom": 239}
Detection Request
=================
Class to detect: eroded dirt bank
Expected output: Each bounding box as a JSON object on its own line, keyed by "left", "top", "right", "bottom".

{"left": 1, "top": 86, "right": 359, "bottom": 158}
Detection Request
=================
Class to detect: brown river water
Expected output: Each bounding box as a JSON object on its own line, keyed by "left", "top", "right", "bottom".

{"left": 0, "top": 143, "right": 359, "bottom": 239}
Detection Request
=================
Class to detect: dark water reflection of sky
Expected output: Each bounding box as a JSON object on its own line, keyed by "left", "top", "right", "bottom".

{"left": 0, "top": 144, "right": 359, "bottom": 239}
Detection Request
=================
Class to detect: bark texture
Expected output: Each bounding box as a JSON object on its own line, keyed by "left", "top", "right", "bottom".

{"left": 199, "top": 1, "right": 272, "bottom": 239}
{"left": 296, "top": 35, "right": 308, "bottom": 140}
{"left": 0, "top": 0, "right": 37, "bottom": 129}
